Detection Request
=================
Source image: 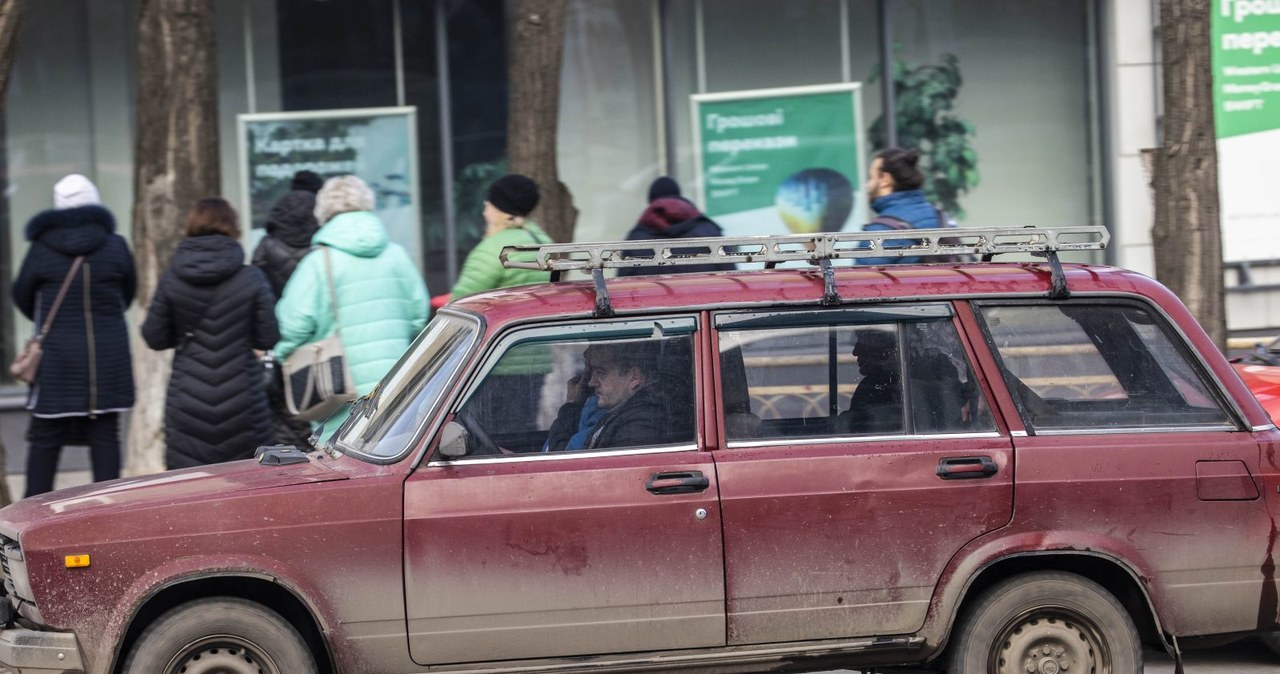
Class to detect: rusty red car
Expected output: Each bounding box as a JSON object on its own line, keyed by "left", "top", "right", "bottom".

{"left": 0, "top": 225, "right": 1277, "bottom": 674}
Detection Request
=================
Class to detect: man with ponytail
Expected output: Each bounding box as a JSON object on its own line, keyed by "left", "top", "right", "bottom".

{"left": 859, "top": 147, "right": 953, "bottom": 265}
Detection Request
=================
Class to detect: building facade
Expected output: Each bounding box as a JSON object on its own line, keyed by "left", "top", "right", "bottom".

{"left": 0, "top": 1, "right": 1188, "bottom": 470}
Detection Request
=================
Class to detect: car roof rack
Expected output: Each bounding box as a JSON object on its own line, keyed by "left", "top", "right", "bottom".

{"left": 501, "top": 225, "right": 1109, "bottom": 317}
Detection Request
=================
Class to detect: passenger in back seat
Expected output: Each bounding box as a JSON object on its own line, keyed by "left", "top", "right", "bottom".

{"left": 839, "top": 329, "right": 904, "bottom": 434}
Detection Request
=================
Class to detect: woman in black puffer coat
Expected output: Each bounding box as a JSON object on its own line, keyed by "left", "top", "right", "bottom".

{"left": 11, "top": 174, "right": 136, "bottom": 496}
{"left": 142, "top": 198, "right": 279, "bottom": 469}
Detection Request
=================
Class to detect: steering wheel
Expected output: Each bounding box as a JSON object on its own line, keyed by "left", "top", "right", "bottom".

{"left": 454, "top": 410, "right": 501, "bottom": 456}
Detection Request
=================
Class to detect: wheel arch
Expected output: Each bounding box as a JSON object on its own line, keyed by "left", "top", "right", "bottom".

{"left": 932, "top": 551, "right": 1170, "bottom": 661}
{"left": 110, "top": 573, "right": 335, "bottom": 674}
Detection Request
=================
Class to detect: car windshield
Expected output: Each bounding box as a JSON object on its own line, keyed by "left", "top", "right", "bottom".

{"left": 330, "top": 312, "right": 478, "bottom": 461}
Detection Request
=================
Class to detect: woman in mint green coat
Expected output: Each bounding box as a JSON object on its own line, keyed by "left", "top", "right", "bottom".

{"left": 450, "top": 174, "right": 553, "bottom": 299}
{"left": 275, "top": 175, "right": 429, "bottom": 418}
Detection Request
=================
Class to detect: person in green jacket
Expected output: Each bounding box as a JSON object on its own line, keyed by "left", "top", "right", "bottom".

{"left": 450, "top": 173, "right": 553, "bottom": 299}
{"left": 274, "top": 175, "right": 429, "bottom": 434}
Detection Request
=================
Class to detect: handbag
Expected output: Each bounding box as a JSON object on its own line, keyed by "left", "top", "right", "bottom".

{"left": 10, "top": 256, "right": 85, "bottom": 384}
{"left": 282, "top": 247, "right": 356, "bottom": 421}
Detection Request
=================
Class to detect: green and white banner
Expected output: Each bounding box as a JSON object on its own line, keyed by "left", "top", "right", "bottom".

{"left": 1212, "top": 1, "right": 1280, "bottom": 261}
{"left": 692, "top": 83, "right": 866, "bottom": 237}
{"left": 237, "top": 107, "right": 422, "bottom": 271}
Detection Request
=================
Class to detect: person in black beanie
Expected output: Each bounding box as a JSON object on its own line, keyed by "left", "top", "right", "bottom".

{"left": 251, "top": 170, "right": 323, "bottom": 448}
{"left": 450, "top": 173, "right": 554, "bottom": 299}
{"left": 647, "top": 175, "right": 681, "bottom": 203}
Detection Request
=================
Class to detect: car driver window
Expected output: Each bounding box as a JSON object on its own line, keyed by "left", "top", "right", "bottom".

{"left": 452, "top": 334, "right": 696, "bottom": 458}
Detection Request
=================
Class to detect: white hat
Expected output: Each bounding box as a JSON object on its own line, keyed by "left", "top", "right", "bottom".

{"left": 53, "top": 174, "right": 101, "bottom": 210}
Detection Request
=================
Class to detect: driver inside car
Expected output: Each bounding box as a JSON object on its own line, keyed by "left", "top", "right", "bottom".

{"left": 546, "top": 341, "right": 668, "bottom": 451}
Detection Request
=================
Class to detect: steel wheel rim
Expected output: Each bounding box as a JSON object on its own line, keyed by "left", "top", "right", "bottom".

{"left": 163, "top": 634, "right": 282, "bottom": 674}
{"left": 989, "top": 606, "right": 1111, "bottom": 674}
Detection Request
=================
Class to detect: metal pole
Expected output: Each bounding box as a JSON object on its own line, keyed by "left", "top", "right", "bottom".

{"left": 877, "top": 0, "right": 897, "bottom": 148}
{"left": 435, "top": 0, "right": 458, "bottom": 284}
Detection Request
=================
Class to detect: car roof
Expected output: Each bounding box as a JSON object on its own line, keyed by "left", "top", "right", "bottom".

{"left": 448, "top": 263, "right": 1170, "bottom": 325}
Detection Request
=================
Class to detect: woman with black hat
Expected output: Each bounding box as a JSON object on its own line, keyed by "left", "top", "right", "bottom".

{"left": 449, "top": 173, "right": 553, "bottom": 299}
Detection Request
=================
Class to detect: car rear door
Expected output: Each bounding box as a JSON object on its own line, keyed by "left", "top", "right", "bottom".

{"left": 710, "top": 303, "right": 1015, "bottom": 644}
{"left": 972, "top": 298, "right": 1274, "bottom": 637}
{"left": 403, "top": 316, "right": 726, "bottom": 665}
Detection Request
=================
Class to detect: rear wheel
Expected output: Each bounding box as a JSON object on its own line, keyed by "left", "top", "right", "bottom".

{"left": 948, "top": 571, "right": 1142, "bottom": 674}
{"left": 123, "top": 597, "right": 316, "bottom": 674}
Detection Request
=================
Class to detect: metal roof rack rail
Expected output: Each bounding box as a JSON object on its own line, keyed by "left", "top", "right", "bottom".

{"left": 500, "top": 225, "right": 1109, "bottom": 315}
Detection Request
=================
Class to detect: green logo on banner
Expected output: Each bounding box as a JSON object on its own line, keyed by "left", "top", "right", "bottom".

{"left": 1212, "top": 0, "right": 1280, "bottom": 138}
{"left": 695, "top": 88, "right": 862, "bottom": 232}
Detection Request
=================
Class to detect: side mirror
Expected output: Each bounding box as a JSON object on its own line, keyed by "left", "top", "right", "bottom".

{"left": 438, "top": 421, "right": 469, "bottom": 459}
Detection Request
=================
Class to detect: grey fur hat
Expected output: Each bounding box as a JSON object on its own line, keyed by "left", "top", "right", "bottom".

{"left": 315, "top": 175, "right": 376, "bottom": 224}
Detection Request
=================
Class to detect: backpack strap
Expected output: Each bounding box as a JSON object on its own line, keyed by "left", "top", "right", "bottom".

{"left": 870, "top": 215, "right": 912, "bottom": 231}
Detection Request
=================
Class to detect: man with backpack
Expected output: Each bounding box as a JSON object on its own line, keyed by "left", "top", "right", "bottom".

{"left": 859, "top": 147, "right": 961, "bottom": 265}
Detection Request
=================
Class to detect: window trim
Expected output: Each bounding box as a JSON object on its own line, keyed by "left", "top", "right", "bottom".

{"left": 428, "top": 313, "right": 702, "bottom": 463}
{"left": 971, "top": 297, "right": 1246, "bottom": 435}
{"left": 712, "top": 301, "right": 997, "bottom": 447}
{"left": 427, "top": 442, "right": 701, "bottom": 467}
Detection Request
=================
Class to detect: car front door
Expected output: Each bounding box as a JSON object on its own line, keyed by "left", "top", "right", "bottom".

{"left": 710, "top": 303, "right": 1015, "bottom": 644}
{"left": 403, "top": 317, "right": 726, "bottom": 665}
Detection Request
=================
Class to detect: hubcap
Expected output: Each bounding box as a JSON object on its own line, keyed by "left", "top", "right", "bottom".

{"left": 165, "top": 635, "right": 281, "bottom": 674}
{"left": 992, "top": 611, "right": 1109, "bottom": 674}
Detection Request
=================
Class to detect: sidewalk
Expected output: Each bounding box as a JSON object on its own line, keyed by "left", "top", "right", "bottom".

{"left": 5, "top": 470, "right": 93, "bottom": 500}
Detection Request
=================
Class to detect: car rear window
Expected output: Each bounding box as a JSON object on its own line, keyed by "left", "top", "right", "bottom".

{"left": 976, "top": 302, "right": 1233, "bottom": 432}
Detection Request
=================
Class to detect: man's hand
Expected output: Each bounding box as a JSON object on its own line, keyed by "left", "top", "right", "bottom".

{"left": 565, "top": 371, "right": 591, "bottom": 403}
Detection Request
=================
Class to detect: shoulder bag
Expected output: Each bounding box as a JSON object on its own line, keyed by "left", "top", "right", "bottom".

{"left": 282, "top": 247, "right": 357, "bottom": 421}
{"left": 10, "top": 256, "right": 85, "bottom": 384}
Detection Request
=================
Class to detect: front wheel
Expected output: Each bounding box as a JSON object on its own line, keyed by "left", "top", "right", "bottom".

{"left": 948, "top": 571, "right": 1142, "bottom": 674}
{"left": 123, "top": 597, "right": 317, "bottom": 674}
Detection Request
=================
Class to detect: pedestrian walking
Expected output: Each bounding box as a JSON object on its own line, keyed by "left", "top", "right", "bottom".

{"left": 141, "top": 198, "right": 279, "bottom": 469}
{"left": 617, "top": 175, "right": 730, "bottom": 276}
{"left": 251, "top": 170, "right": 323, "bottom": 448}
{"left": 274, "top": 175, "right": 429, "bottom": 435}
{"left": 11, "top": 174, "right": 136, "bottom": 496}
{"left": 859, "top": 147, "right": 946, "bottom": 265}
{"left": 449, "top": 173, "right": 553, "bottom": 299}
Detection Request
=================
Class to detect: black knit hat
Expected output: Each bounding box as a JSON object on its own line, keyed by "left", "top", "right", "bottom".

{"left": 487, "top": 174, "right": 540, "bottom": 217}
{"left": 647, "top": 176, "right": 681, "bottom": 203}
{"left": 290, "top": 170, "right": 324, "bottom": 194}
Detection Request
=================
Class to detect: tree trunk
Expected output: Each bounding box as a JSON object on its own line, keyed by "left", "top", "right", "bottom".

{"left": 0, "top": 0, "right": 24, "bottom": 506}
{"left": 127, "top": 0, "right": 220, "bottom": 475}
{"left": 506, "top": 0, "right": 577, "bottom": 243}
{"left": 1151, "top": 0, "right": 1225, "bottom": 348}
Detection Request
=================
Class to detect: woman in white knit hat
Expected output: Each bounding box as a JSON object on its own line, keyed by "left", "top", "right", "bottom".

{"left": 11, "top": 174, "right": 136, "bottom": 496}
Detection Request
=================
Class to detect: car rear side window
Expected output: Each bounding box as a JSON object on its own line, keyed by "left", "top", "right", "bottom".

{"left": 718, "top": 308, "right": 994, "bottom": 443}
{"left": 976, "top": 302, "right": 1232, "bottom": 432}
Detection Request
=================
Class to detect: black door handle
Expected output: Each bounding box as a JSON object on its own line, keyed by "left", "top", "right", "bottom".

{"left": 936, "top": 456, "right": 998, "bottom": 480}
{"left": 646, "top": 470, "right": 710, "bottom": 495}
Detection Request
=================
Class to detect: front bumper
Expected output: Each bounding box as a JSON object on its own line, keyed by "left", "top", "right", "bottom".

{"left": 0, "top": 628, "right": 83, "bottom": 674}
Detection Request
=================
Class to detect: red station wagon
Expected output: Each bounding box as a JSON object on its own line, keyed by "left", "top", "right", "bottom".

{"left": 0, "top": 226, "right": 1277, "bottom": 674}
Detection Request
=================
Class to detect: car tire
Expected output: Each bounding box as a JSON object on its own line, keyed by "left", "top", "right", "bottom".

{"left": 123, "top": 597, "right": 316, "bottom": 674}
{"left": 947, "top": 571, "right": 1142, "bottom": 674}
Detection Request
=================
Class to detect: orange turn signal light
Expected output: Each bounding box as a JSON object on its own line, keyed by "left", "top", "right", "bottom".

{"left": 64, "top": 554, "right": 90, "bottom": 569}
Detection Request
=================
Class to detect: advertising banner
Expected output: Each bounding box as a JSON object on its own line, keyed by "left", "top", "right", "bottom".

{"left": 237, "top": 107, "right": 422, "bottom": 270}
{"left": 1212, "top": 1, "right": 1280, "bottom": 261}
{"left": 692, "top": 83, "right": 866, "bottom": 237}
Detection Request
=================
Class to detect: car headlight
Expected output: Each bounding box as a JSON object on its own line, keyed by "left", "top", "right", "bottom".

{"left": 1, "top": 536, "right": 42, "bottom": 624}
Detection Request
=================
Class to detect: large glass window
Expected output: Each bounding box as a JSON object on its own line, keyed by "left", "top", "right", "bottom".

{"left": 718, "top": 309, "right": 993, "bottom": 443}
{"left": 977, "top": 302, "right": 1232, "bottom": 432}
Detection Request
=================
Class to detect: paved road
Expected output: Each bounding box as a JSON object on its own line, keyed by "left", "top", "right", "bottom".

{"left": 829, "top": 639, "right": 1277, "bottom": 673}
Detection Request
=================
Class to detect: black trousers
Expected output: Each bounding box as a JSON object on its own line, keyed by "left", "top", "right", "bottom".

{"left": 25, "top": 413, "right": 122, "bottom": 498}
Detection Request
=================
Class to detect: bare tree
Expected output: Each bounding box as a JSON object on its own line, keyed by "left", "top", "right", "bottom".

{"left": 506, "top": 0, "right": 578, "bottom": 243}
{"left": 0, "top": 0, "right": 24, "bottom": 506}
{"left": 126, "top": 0, "right": 220, "bottom": 474}
{"left": 1150, "top": 0, "right": 1225, "bottom": 347}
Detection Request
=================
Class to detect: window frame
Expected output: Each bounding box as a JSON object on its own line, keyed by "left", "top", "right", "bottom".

{"left": 971, "top": 296, "right": 1245, "bottom": 436}
{"left": 428, "top": 313, "right": 703, "bottom": 465}
{"left": 713, "top": 302, "right": 1002, "bottom": 448}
